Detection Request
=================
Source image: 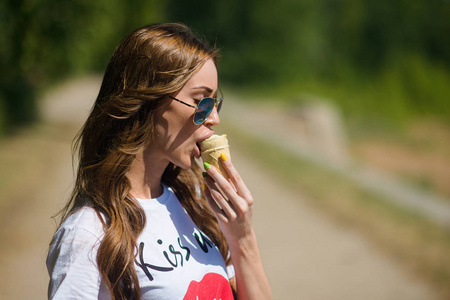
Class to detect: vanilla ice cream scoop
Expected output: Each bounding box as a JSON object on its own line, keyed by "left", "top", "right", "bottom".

{"left": 200, "top": 134, "right": 231, "bottom": 179}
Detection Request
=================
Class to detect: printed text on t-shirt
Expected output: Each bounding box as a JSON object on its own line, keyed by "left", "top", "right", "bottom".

{"left": 135, "top": 229, "right": 215, "bottom": 281}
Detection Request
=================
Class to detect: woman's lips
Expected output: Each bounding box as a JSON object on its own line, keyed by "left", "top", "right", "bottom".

{"left": 194, "top": 143, "right": 201, "bottom": 158}
{"left": 194, "top": 130, "right": 214, "bottom": 158}
{"left": 194, "top": 131, "right": 214, "bottom": 159}
{"left": 200, "top": 131, "right": 215, "bottom": 144}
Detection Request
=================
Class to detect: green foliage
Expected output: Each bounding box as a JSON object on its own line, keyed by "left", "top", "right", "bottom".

{"left": 0, "top": 97, "right": 5, "bottom": 136}
{"left": 167, "top": 0, "right": 327, "bottom": 84}
{"left": 0, "top": 0, "right": 167, "bottom": 135}
{"left": 1, "top": 0, "right": 449, "bottom": 135}
{"left": 382, "top": 53, "right": 450, "bottom": 118}
{"left": 165, "top": 0, "right": 450, "bottom": 129}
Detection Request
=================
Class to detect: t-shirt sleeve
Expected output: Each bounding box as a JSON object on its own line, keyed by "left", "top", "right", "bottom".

{"left": 46, "top": 224, "right": 109, "bottom": 299}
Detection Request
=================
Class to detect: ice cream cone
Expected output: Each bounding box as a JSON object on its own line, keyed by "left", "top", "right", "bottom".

{"left": 200, "top": 134, "right": 231, "bottom": 179}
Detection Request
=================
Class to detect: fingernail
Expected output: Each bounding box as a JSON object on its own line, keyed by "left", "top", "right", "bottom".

{"left": 203, "top": 162, "right": 211, "bottom": 170}
{"left": 220, "top": 153, "right": 227, "bottom": 161}
{"left": 202, "top": 171, "right": 208, "bottom": 178}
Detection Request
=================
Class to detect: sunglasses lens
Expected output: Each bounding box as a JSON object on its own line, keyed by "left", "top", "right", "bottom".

{"left": 194, "top": 98, "right": 214, "bottom": 125}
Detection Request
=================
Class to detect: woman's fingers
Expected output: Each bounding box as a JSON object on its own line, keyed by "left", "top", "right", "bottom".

{"left": 203, "top": 156, "right": 255, "bottom": 241}
{"left": 203, "top": 157, "right": 253, "bottom": 216}
{"left": 219, "top": 154, "right": 253, "bottom": 203}
{"left": 204, "top": 186, "right": 228, "bottom": 222}
{"left": 204, "top": 176, "right": 237, "bottom": 220}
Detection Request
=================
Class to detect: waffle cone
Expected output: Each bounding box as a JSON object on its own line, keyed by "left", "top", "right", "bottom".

{"left": 200, "top": 134, "right": 231, "bottom": 179}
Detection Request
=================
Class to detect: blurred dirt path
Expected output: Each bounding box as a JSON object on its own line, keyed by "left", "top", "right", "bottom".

{"left": 233, "top": 151, "right": 438, "bottom": 299}
{"left": 0, "top": 76, "right": 439, "bottom": 299}
{"left": 0, "top": 76, "right": 100, "bottom": 300}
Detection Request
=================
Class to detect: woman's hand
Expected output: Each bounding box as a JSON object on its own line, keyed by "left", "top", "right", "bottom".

{"left": 203, "top": 153, "right": 272, "bottom": 300}
{"left": 202, "top": 153, "right": 254, "bottom": 247}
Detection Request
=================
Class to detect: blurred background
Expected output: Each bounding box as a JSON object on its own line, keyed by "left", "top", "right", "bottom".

{"left": 1, "top": 0, "right": 449, "bottom": 299}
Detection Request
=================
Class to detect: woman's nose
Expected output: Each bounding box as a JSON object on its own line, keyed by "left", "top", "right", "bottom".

{"left": 204, "top": 107, "right": 220, "bottom": 127}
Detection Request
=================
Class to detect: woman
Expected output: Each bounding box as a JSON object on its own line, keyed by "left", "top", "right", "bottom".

{"left": 47, "top": 23, "right": 272, "bottom": 299}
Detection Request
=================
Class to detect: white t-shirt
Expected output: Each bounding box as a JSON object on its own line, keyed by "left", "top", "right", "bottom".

{"left": 47, "top": 185, "right": 234, "bottom": 299}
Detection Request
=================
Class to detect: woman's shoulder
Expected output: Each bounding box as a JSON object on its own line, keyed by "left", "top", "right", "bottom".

{"left": 51, "top": 205, "right": 105, "bottom": 246}
{"left": 46, "top": 205, "right": 108, "bottom": 298}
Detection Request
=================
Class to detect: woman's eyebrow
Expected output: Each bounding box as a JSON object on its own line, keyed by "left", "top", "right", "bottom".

{"left": 192, "top": 86, "right": 213, "bottom": 94}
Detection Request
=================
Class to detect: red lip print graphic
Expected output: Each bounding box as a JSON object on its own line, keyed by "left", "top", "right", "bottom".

{"left": 184, "top": 273, "right": 233, "bottom": 300}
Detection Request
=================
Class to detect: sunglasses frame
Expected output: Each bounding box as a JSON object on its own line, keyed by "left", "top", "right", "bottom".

{"left": 169, "top": 95, "right": 223, "bottom": 125}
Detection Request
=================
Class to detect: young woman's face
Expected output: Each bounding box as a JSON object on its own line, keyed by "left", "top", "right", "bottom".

{"left": 151, "top": 58, "right": 220, "bottom": 169}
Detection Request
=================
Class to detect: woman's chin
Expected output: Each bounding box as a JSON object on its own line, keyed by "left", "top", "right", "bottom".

{"left": 175, "top": 158, "right": 194, "bottom": 170}
{"left": 172, "top": 155, "right": 202, "bottom": 170}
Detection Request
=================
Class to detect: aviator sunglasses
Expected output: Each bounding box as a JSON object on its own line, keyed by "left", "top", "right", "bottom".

{"left": 169, "top": 96, "right": 223, "bottom": 125}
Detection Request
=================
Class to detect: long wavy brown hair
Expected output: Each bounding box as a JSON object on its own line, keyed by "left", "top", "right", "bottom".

{"left": 58, "top": 23, "right": 232, "bottom": 299}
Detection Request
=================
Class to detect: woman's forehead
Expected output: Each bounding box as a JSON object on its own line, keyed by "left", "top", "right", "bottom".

{"left": 183, "top": 59, "right": 218, "bottom": 93}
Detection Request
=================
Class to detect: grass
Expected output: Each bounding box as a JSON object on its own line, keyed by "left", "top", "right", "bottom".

{"left": 220, "top": 122, "right": 450, "bottom": 299}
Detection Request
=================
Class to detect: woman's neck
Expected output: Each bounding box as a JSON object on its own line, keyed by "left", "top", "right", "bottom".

{"left": 127, "top": 149, "right": 168, "bottom": 199}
